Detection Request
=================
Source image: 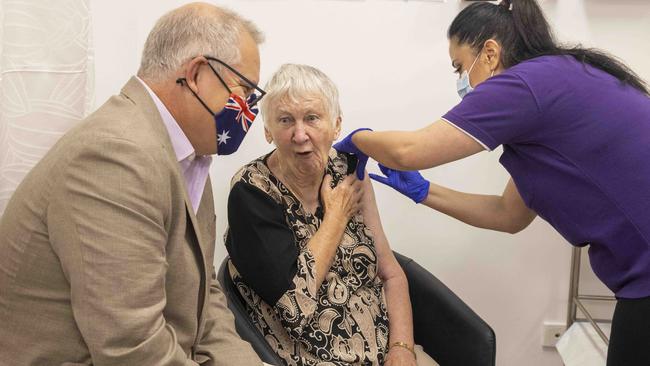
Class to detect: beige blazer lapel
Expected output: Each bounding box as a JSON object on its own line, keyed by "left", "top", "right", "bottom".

{"left": 120, "top": 77, "right": 210, "bottom": 252}
{"left": 120, "top": 76, "right": 211, "bottom": 316}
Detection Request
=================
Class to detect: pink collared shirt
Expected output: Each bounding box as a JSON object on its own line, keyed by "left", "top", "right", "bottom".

{"left": 137, "top": 77, "right": 212, "bottom": 213}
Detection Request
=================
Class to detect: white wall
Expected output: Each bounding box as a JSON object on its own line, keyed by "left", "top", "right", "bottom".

{"left": 90, "top": 1, "right": 650, "bottom": 365}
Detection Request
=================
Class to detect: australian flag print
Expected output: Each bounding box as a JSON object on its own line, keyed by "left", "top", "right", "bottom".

{"left": 216, "top": 93, "right": 259, "bottom": 155}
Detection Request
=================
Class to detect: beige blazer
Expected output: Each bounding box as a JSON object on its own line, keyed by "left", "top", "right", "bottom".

{"left": 0, "top": 78, "right": 261, "bottom": 366}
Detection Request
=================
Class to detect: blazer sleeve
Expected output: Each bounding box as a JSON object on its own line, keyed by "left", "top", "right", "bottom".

{"left": 193, "top": 265, "right": 262, "bottom": 366}
{"left": 48, "top": 137, "right": 197, "bottom": 366}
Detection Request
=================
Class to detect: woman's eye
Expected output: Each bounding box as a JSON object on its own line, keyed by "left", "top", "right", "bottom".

{"left": 306, "top": 114, "right": 319, "bottom": 122}
{"left": 278, "top": 117, "right": 291, "bottom": 124}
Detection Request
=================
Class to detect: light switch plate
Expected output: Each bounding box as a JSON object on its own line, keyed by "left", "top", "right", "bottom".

{"left": 542, "top": 322, "right": 567, "bottom": 347}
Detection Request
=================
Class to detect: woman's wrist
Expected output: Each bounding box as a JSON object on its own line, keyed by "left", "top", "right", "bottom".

{"left": 322, "top": 210, "right": 350, "bottom": 231}
{"left": 389, "top": 341, "right": 417, "bottom": 360}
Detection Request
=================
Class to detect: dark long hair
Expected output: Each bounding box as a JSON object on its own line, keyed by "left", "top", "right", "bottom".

{"left": 448, "top": 0, "right": 649, "bottom": 96}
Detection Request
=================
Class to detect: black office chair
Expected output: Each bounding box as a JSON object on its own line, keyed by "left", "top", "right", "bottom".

{"left": 217, "top": 252, "right": 496, "bottom": 366}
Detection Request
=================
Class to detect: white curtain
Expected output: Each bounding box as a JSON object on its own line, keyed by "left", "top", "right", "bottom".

{"left": 0, "top": 0, "right": 93, "bottom": 215}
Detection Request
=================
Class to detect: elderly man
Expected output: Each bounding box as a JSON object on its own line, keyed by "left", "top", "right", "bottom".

{"left": 0, "top": 3, "right": 265, "bottom": 365}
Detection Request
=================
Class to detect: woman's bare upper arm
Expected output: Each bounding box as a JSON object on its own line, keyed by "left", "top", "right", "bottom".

{"left": 360, "top": 172, "right": 404, "bottom": 281}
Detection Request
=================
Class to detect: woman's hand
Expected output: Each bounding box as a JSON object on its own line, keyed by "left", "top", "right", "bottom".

{"left": 320, "top": 174, "right": 364, "bottom": 223}
{"left": 307, "top": 174, "right": 365, "bottom": 288}
{"left": 385, "top": 345, "right": 417, "bottom": 366}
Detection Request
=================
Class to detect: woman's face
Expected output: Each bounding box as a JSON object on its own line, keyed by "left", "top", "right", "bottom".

{"left": 264, "top": 95, "right": 341, "bottom": 176}
{"left": 448, "top": 38, "right": 500, "bottom": 89}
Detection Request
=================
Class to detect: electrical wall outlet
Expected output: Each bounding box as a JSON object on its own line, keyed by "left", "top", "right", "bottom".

{"left": 541, "top": 323, "right": 566, "bottom": 347}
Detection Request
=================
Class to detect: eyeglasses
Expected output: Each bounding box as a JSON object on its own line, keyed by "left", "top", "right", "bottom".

{"left": 203, "top": 55, "right": 266, "bottom": 107}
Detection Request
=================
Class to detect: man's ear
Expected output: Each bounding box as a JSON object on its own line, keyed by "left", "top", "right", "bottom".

{"left": 181, "top": 56, "right": 207, "bottom": 93}
{"left": 483, "top": 39, "right": 502, "bottom": 72}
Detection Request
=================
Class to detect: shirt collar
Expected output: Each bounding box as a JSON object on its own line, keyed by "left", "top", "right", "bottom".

{"left": 136, "top": 76, "right": 195, "bottom": 162}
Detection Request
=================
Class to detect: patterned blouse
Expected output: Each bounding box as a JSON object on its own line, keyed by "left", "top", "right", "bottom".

{"left": 225, "top": 148, "right": 390, "bottom": 366}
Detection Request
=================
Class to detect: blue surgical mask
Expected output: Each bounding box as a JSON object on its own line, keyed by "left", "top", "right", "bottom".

{"left": 456, "top": 54, "right": 480, "bottom": 99}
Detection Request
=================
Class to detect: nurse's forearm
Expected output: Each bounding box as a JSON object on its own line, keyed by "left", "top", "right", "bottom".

{"left": 421, "top": 182, "right": 535, "bottom": 234}
{"left": 351, "top": 120, "right": 484, "bottom": 171}
{"left": 352, "top": 130, "right": 421, "bottom": 170}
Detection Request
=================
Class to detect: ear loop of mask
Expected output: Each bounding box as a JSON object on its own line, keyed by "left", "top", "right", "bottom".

{"left": 456, "top": 49, "right": 496, "bottom": 98}
{"left": 467, "top": 52, "right": 481, "bottom": 84}
{"left": 175, "top": 62, "right": 234, "bottom": 116}
{"left": 467, "top": 48, "right": 497, "bottom": 85}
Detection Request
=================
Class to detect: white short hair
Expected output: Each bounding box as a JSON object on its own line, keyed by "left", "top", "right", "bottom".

{"left": 261, "top": 64, "right": 342, "bottom": 125}
{"left": 137, "top": 3, "right": 264, "bottom": 82}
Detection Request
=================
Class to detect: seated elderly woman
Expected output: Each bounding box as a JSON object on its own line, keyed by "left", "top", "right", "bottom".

{"left": 225, "top": 64, "right": 437, "bottom": 366}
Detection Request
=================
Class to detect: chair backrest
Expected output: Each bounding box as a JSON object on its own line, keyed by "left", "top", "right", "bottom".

{"left": 218, "top": 252, "right": 496, "bottom": 366}
{"left": 395, "top": 252, "right": 496, "bottom": 366}
{"left": 217, "top": 258, "right": 284, "bottom": 365}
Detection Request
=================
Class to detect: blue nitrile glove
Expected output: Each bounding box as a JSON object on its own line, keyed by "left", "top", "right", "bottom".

{"left": 333, "top": 128, "right": 372, "bottom": 180}
{"left": 369, "top": 164, "right": 430, "bottom": 203}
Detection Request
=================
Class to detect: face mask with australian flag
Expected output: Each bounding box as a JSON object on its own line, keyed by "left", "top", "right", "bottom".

{"left": 215, "top": 93, "right": 259, "bottom": 155}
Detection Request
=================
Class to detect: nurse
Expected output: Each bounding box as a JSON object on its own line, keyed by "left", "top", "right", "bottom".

{"left": 334, "top": 0, "right": 650, "bottom": 365}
